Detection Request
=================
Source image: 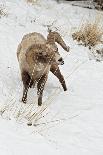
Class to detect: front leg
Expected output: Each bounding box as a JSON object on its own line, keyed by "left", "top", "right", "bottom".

{"left": 37, "top": 74, "right": 48, "bottom": 106}
{"left": 50, "top": 64, "right": 67, "bottom": 91}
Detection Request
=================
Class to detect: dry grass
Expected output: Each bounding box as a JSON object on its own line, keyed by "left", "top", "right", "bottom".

{"left": 0, "top": 88, "right": 60, "bottom": 126}
{"left": 0, "top": 7, "right": 8, "bottom": 18}
{"left": 72, "top": 19, "right": 103, "bottom": 48}
{"left": 26, "top": 0, "right": 38, "bottom": 4}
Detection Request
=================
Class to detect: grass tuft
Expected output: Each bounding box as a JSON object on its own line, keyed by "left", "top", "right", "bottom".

{"left": 0, "top": 6, "right": 8, "bottom": 18}
{"left": 72, "top": 18, "right": 103, "bottom": 48}
{"left": 26, "top": 0, "right": 38, "bottom": 4}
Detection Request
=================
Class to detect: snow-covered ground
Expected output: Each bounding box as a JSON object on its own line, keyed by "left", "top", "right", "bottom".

{"left": 0, "top": 0, "right": 103, "bottom": 154}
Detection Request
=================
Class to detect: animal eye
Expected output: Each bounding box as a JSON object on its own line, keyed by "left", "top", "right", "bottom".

{"left": 39, "top": 52, "right": 42, "bottom": 55}
{"left": 45, "top": 54, "right": 48, "bottom": 57}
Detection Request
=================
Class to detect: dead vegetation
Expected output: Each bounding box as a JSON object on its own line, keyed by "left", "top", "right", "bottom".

{"left": 72, "top": 19, "right": 103, "bottom": 49}
{"left": 0, "top": 6, "right": 8, "bottom": 18}
{"left": 94, "top": 0, "right": 103, "bottom": 10}
{"left": 26, "top": 0, "right": 38, "bottom": 4}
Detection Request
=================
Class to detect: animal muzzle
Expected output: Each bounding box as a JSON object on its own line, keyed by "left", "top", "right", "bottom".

{"left": 58, "top": 57, "right": 64, "bottom": 65}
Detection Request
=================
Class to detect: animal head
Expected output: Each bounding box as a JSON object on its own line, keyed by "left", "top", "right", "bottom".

{"left": 47, "top": 30, "right": 70, "bottom": 52}
{"left": 26, "top": 44, "right": 64, "bottom": 66}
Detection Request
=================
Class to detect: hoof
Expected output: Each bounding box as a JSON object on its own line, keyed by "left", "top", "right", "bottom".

{"left": 38, "top": 98, "right": 42, "bottom": 106}
{"left": 66, "top": 46, "right": 70, "bottom": 52}
{"left": 64, "top": 87, "right": 67, "bottom": 91}
{"left": 27, "top": 122, "right": 32, "bottom": 126}
{"left": 38, "top": 102, "right": 42, "bottom": 106}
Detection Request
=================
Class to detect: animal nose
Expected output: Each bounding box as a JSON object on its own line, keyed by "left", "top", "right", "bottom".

{"left": 58, "top": 57, "right": 64, "bottom": 65}
{"left": 58, "top": 57, "right": 63, "bottom": 62}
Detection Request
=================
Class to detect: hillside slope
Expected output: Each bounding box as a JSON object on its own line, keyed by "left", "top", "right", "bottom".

{"left": 0, "top": 0, "right": 103, "bottom": 155}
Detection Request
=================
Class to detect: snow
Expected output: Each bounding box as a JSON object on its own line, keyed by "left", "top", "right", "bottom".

{"left": 0, "top": 0, "right": 103, "bottom": 154}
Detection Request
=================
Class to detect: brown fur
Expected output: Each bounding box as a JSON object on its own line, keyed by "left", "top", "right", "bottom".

{"left": 20, "top": 44, "right": 57, "bottom": 105}
{"left": 17, "top": 31, "right": 69, "bottom": 106}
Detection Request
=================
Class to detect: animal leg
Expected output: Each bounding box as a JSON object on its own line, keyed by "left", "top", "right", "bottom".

{"left": 37, "top": 74, "right": 48, "bottom": 106}
{"left": 50, "top": 64, "right": 67, "bottom": 91}
{"left": 21, "top": 71, "right": 33, "bottom": 103}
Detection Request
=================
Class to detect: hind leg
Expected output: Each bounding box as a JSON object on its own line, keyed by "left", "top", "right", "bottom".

{"left": 50, "top": 64, "right": 67, "bottom": 91}
{"left": 21, "top": 71, "right": 33, "bottom": 103}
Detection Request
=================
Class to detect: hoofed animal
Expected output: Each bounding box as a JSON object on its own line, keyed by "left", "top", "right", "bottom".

{"left": 17, "top": 30, "right": 69, "bottom": 106}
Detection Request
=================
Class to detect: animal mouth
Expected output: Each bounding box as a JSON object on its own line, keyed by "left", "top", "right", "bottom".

{"left": 61, "top": 61, "right": 64, "bottom": 65}
{"left": 58, "top": 57, "right": 64, "bottom": 65}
